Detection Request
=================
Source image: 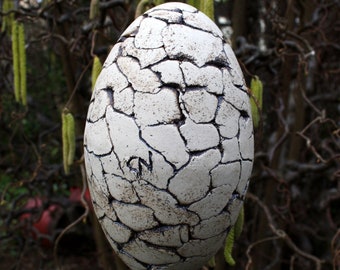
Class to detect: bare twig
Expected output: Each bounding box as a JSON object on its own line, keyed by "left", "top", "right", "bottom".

{"left": 331, "top": 229, "right": 340, "bottom": 270}
{"left": 245, "top": 235, "right": 281, "bottom": 270}
{"left": 246, "top": 192, "right": 324, "bottom": 270}
{"left": 53, "top": 162, "right": 90, "bottom": 269}
{"left": 295, "top": 112, "right": 339, "bottom": 164}
{"left": 64, "top": 60, "right": 92, "bottom": 110}
{"left": 268, "top": 97, "right": 289, "bottom": 161}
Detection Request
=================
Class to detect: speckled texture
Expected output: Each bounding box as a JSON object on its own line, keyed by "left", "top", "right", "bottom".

{"left": 84, "top": 2, "right": 254, "bottom": 270}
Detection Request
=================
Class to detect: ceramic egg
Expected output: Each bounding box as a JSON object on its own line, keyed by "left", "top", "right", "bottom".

{"left": 84, "top": 2, "right": 254, "bottom": 269}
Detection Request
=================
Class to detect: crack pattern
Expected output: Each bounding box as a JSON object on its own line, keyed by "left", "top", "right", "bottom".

{"left": 83, "top": 3, "right": 254, "bottom": 270}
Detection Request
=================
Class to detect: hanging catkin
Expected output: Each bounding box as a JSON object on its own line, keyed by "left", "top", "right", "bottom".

{"left": 187, "top": 0, "right": 200, "bottom": 9}
{"left": 62, "top": 111, "right": 76, "bottom": 175}
{"left": 2, "top": 0, "right": 14, "bottom": 33}
{"left": 12, "top": 21, "right": 20, "bottom": 103}
{"left": 224, "top": 225, "right": 236, "bottom": 266}
{"left": 186, "top": 1, "right": 214, "bottom": 21}
{"left": 224, "top": 206, "right": 245, "bottom": 266}
{"left": 89, "top": 0, "right": 100, "bottom": 20}
{"left": 91, "top": 56, "right": 102, "bottom": 91}
{"left": 250, "top": 76, "right": 263, "bottom": 128}
{"left": 11, "top": 20, "right": 27, "bottom": 106}
{"left": 200, "top": 0, "right": 214, "bottom": 21}
{"left": 18, "top": 23, "right": 27, "bottom": 106}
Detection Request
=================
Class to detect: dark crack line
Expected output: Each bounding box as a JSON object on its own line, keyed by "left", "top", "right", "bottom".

{"left": 84, "top": 144, "right": 113, "bottom": 158}
{"left": 137, "top": 127, "right": 177, "bottom": 173}
{"left": 104, "top": 113, "right": 125, "bottom": 175}
{"left": 102, "top": 44, "right": 123, "bottom": 69}
{"left": 146, "top": 6, "right": 224, "bottom": 40}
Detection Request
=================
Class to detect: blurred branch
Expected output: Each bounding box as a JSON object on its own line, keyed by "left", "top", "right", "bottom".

{"left": 99, "top": 0, "right": 126, "bottom": 9}
{"left": 246, "top": 193, "right": 324, "bottom": 270}
{"left": 53, "top": 162, "right": 90, "bottom": 269}
{"left": 331, "top": 229, "right": 340, "bottom": 270}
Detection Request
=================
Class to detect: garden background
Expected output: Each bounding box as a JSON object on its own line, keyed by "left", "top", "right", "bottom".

{"left": 0, "top": 0, "right": 339, "bottom": 269}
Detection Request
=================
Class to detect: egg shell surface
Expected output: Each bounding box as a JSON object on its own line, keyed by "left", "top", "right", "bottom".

{"left": 84, "top": 2, "right": 254, "bottom": 270}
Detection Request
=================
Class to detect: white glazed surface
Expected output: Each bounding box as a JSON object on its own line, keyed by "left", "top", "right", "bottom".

{"left": 84, "top": 2, "right": 254, "bottom": 270}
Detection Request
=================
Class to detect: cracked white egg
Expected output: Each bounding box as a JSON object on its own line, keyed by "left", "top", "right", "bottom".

{"left": 84, "top": 2, "right": 254, "bottom": 270}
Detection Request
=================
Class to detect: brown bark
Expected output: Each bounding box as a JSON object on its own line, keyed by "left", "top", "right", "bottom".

{"left": 231, "top": 0, "right": 247, "bottom": 48}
